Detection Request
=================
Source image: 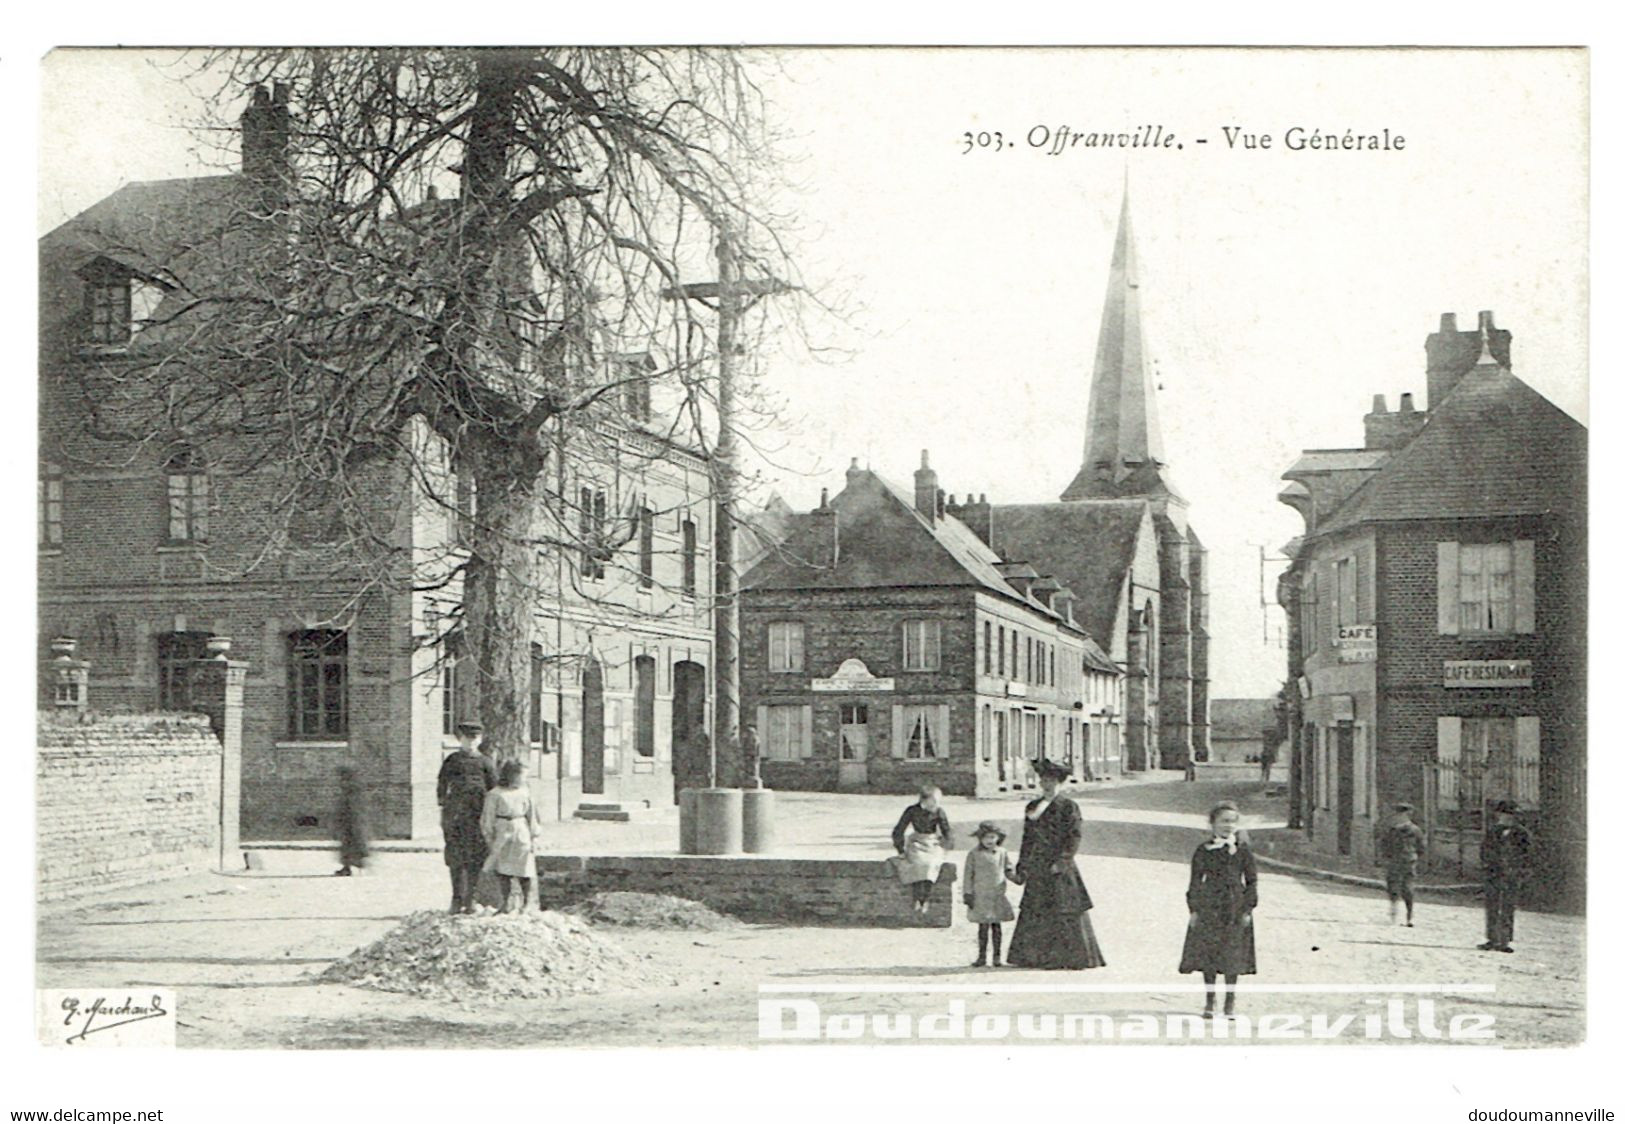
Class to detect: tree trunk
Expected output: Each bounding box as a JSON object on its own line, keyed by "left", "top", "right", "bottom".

{"left": 463, "top": 450, "right": 541, "bottom": 765}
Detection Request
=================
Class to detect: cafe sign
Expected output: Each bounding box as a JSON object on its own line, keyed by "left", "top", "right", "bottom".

{"left": 812, "top": 658, "right": 894, "bottom": 693}
{"left": 1444, "top": 660, "right": 1533, "bottom": 689}
{"left": 1335, "top": 624, "right": 1377, "bottom": 664}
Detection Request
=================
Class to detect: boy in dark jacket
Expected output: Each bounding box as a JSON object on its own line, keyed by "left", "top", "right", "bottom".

{"left": 1379, "top": 803, "right": 1425, "bottom": 926}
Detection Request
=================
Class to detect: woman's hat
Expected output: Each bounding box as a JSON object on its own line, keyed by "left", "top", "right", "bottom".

{"left": 972, "top": 821, "right": 1007, "bottom": 843}
{"left": 1492, "top": 798, "right": 1519, "bottom": 814}
{"left": 1035, "top": 758, "right": 1070, "bottom": 781}
{"left": 454, "top": 720, "right": 484, "bottom": 735}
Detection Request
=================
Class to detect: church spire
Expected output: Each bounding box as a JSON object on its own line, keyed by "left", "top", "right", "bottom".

{"left": 1062, "top": 187, "right": 1179, "bottom": 503}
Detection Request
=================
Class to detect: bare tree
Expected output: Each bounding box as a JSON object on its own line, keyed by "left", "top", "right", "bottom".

{"left": 44, "top": 48, "right": 804, "bottom": 762}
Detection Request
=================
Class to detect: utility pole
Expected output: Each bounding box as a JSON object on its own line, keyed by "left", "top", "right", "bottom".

{"left": 663, "top": 229, "right": 788, "bottom": 789}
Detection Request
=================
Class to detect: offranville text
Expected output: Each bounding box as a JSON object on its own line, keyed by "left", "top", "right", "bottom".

{"left": 961, "top": 125, "right": 1406, "bottom": 155}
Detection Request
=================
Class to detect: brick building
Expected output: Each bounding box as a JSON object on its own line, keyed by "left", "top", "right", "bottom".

{"left": 739, "top": 458, "right": 1123, "bottom": 797}
{"left": 38, "top": 86, "right": 716, "bottom": 841}
{"left": 1277, "top": 312, "right": 1586, "bottom": 907}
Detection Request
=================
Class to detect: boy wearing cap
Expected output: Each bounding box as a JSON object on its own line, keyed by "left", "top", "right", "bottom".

{"left": 1379, "top": 803, "right": 1426, "bottom": 926}
{"left": 1480, "top": 799, "right": 1532, "bottom": 953}
{"left": 962, "top": 821, "right": 1018, "bottom": 967}
{"left": 438, "top": 720, "right": 498, "bottom": 914}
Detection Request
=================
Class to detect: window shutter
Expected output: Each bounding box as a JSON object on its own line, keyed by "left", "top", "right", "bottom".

{"left": 800, "top": 705, "right": 814, "bottom": 760}
{"left": 1514, "top": 716, "right": 1540, "bottom": 806}
{"left": 1437, "top": 542, "right": 1461, "bottom": 635}
{"left": 891, "top": 705, "right": 906, "bottom": 759}
{"left": 935, "top": 704, "right": 951, "bottom": 759}
{"left": 1437, "top": 716, "right": 1461, "bottom": 808}
{"left": 1513, "top": 540, "right": 1536, "bottom": 634}
{"left": 756, "top": 705, "right": 768, "bottom": 760}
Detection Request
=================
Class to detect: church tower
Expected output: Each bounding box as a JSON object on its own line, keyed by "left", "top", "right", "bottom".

{"left": 1061, "top": 189, "right": 1209, "bottom": 769}
{"left": 1061, "top": 191, "right": 1184, "bottom": 514}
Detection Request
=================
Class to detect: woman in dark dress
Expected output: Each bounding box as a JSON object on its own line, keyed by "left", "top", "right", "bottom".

{"left": 333, "top": 764, "right": 369, "bottom": 877}
{"left": 438, "top": 720, "right": 498, "bottom": 914}
{"left": 1006, "top": 759, "right": 1106, "bottom": 970}
{"left": 1179, "top": 801, "right": 1258, "bottom": 1018}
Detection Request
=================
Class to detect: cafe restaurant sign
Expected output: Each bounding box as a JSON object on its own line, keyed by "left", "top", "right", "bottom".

{"left": 812, "top": 658, "right": 894, "bottom": 693}
{"left": 1335, "top": 624, "right": 1377, "bottom": 663}
{"left": 1443, "top": 660, "right": 1533, "bottom": 689}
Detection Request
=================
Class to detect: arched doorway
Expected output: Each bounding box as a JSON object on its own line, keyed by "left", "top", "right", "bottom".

{"left": 582, "top": 657, "right": 606, "bottom": 795}
{"left": 671, "top": 660, "right": 708, "bottom": 800}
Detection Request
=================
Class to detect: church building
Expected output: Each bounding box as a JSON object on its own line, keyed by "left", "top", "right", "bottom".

{"left": 951, "top": 192, "right": 1211, "bottom": 770}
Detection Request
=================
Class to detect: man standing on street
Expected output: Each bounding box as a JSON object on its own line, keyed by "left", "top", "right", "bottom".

{"left": 1379, "top": 803, "right": 1425, "bottom": 926}
{"left": 1259, "top": 742, "right": 1277, "bottom": 786}
{"left": 1480, "top": 799, "right": 1533, "bottom": 953}
{"left": 438, "top": 720, "right": 497, "bottom": 914}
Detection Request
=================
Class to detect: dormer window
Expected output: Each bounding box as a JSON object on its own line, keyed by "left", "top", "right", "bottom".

{"left": 80, "top": 257, "right": 169, "bottom": 348}
{"left": 88, "top": 279, "right": 131, "bottom": 345}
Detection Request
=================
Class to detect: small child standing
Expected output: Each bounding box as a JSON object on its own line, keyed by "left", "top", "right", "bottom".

{"left": 480, "top": 759, "right": 544, "bottom": 913}
{"left": 963, "top": 821, "right": 1018, "bottom": 967}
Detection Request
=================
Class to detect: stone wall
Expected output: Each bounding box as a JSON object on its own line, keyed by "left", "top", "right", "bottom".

{"left": 37, "top": 712, "right": 223, "bottom": 900}
{"left": 532, "top": 854, "right": 957, "bottom": 927}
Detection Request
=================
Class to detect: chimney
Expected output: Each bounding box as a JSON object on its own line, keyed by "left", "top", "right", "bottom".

{"left": 846, "top": 457, "right": 863, "bottom": 489}
{"left": 810, "top": 488, "right": 839, "bottom": 569}
{"left": 914, "top": 450, "right": 938, "bottom": 525}
{"left": 946, "top": 491, "right": 993, "bottom": 546}
{"left": 1427, "top": 310, "right": 1511, "bottom": 409}
{"left": 241, "top": 82, "right": 292, "bottom": 197}
{"left": 1365, "top": 390, "right": 1427, "bottom": 451}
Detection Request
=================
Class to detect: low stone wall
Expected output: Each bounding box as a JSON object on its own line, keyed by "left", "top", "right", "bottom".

{"left": 530, "top": 855, "right": 958, "bottom": 928}
{"left": 37, "top": 712, "right": 223, "bottom": 901}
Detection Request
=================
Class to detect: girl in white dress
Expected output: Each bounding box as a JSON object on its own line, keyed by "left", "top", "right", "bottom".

{"left": 481, "top": 759, "right": 543, "bottom": 912}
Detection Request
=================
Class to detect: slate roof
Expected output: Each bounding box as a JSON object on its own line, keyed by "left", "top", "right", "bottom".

{"left": 1283, "top": 449, "right": 1389, "bottom": 477}
{"left": 1315, "top": 364, "right": 1586, "bottom": 536}
{"left": 985, "top": 499, "right": 1150, "bottom": 644}
{"left": 1211, "top": 698, "right": 1278, "bottom": 740}
{"left": 744, "top": 471, "right": 1115, "bottom": 654}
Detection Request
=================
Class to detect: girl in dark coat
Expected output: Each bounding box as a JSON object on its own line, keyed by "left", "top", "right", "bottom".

{"left": 1180, "top": 801, "right": 1258, "bottom": 1018}
{"left": 1006, "top": 759, "right": 1106, "bottom": 970}
{"left": 333, "top": 764, "right": 369, "bottom": 877}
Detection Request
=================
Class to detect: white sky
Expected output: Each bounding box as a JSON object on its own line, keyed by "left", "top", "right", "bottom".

{"left": 37, "top": 48, "right": 1589, "bottom": 699}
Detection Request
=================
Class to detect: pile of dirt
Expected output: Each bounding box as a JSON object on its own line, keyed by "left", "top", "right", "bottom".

{"left": 565, "top": 891, "right": 739, "bottom": 931}
{"left": 319, "top": 909, "right": 669, "bottom": 1002}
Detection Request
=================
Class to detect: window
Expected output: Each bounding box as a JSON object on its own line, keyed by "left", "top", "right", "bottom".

{"left": 440, "top": 648, "right": 464, "bottom": 736}
{"left": 768, "top": 622, "right": 805, "bottom": 672}
{"left": 1301, "top": 573, "right": 1318, "bottom": 654}
{"left": 1460, "top": 544, "right": 1513, "bottom": 633}
{"left": 579, "top": 486, "right": 608, "bottom": 580}
{"left": 998, "top": 627, "right": 1006, "bottom": 677}
{"left": 902, "top": 620, "right": 942, "bottom": 672}
{"left": 1336, "top": 556, "right": 1358, "bottom": 628}
{"left": 165, "top": 448, "right": 208, "bottom": 543}
{"left": 637, "top": 505, "right": 655, "bottom": 590}
{"left": 681, "top": 517, "right": 698, "bottom": 599}
{"left": 899, "top": 705, "right": 942, "bottom": 759}
{"left": 762, "top": 705, "right": 810, "bottom": 761}
{"left": 157, "top": 631, "right": 211, "bottom": 711}
{"left": 1438, "top": 541, "right": 1534, "bottom": 636}
{"left": 39, "top": 463, "right": 63, "bottom": 546}
{"left": 983, "top": 622, "right": 992, "bottom": 674}
{"left": 528, "top": 643, "right": 559, "bottom": 749}
{"left": 452, "top": 465, "right": 475, "bottom": 548}
{"left": 287, "top": 629, "right": 348, "bottom": 739}
{"left": 88, "top": 278, "right": 131, "bottom": 345}
{"left": 1049, "top": 647, "right": 1056, "bottom": 687}
{"left": 981, "top": 705, "right": 992, "bottom": 762}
